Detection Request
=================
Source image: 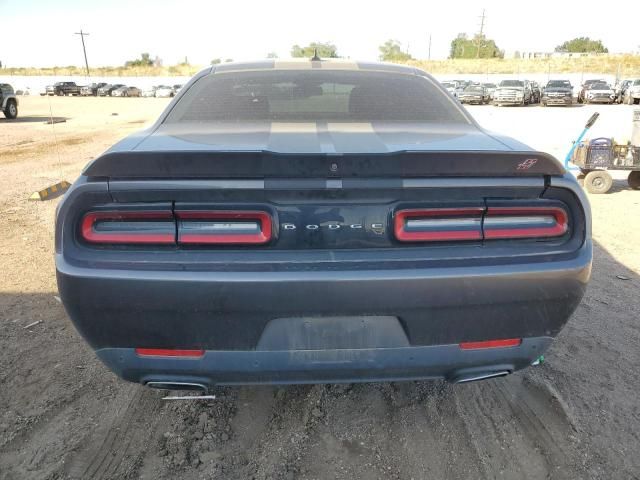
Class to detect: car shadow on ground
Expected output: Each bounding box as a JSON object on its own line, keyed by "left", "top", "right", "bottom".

{"left": 0, "top": 116, "right": 68, "bottom": 124}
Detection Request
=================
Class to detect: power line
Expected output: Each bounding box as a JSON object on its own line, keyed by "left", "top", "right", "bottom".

{"left": 74, "top": 29, "right": 90, "bottom": 77}
{"left": 476, "top": 9, "right": 486, "bottom": 58}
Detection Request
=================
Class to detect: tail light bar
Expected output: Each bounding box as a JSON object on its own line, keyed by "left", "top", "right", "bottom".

{"left": 394, "top": 205, "right": 569, "bottom": 243}
{"left": 81, "top": 211, "right": 175, "bottom": 244}
{"left": 175, "top": 210, "right": 272, "bottom": 245}
{"left": 483, "top": 206, "right": 568, "bottom": 239}
{"left": 80, "top": 209, "right": 273, "bottom": 245}
{"left": 394, "top": 208, "right": 484, "bottom": 242}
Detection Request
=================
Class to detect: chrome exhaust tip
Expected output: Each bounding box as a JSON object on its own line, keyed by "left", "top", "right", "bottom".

{"left": 146, "top": 381, "right": 208, "bottom": 392}
{"left": 453, "top": 370, "right": 510, "bottom": 384}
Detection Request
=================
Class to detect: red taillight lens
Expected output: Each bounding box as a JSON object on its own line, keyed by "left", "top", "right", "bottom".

{"left": 483, "top": 206, "right": 568, "bottom": 239}
{"left": 459, "top": 338, "right": 522, "bottom": 350}
{"left": 81, "top": 211, "right": 175, "bottom": 244}
{"left": 175, "top": 210, "right": 272, "bottom": 245}
{"left": 394, "top": 208, "right": 484, "bottom": 242}
{"left": 394, "top": 205, "right": 569, "bottom": 243}
{"left": 135, "top": 348, "right": 205, "bottom": 358}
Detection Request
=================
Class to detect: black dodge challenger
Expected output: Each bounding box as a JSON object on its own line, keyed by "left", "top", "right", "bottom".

{"left": 55, "top": 59, "right": 591, "bottom": 391}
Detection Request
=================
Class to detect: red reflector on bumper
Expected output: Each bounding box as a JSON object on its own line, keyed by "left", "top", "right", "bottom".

{"left": 135, "top": 348, "right": 205, "bottom": 358}
{"left": 459, "top": 338, "right": 522, "bottom": 350}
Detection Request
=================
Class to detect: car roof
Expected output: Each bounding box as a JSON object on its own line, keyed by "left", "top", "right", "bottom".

{"left": 211, "top": 59, "right": 422, "bottom": 75}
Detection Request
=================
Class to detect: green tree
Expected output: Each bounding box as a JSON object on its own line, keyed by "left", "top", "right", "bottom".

{"left": 211, "top": 58, "right": 222, "bottom": 65}
{"left": 290, "top": 42, "right": 339, "bottom": 58}
{"left": 124, "top": 53, "right": 154, "bottom": 67}
{"left": 378, "top": 39, "right": 412, "bottom": 62}
{"left": 555, "top": 37, "right": 608, "bottom": 53}
{"left": 449, "top": 33, "right": 503, "bottom": 59}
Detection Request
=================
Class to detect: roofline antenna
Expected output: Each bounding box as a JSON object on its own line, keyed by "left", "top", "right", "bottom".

{"left": 311, "top": 48, "right": 321, "bottom": 61}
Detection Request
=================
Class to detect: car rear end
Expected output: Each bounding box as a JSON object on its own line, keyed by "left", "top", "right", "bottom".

{"left": 56, "top": 62, "right": 591, "bottom": 390}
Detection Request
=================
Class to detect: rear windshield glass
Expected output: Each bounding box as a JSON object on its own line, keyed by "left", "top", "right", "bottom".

{"left": 164, "top": 70, "right": 468, "bottom": 124}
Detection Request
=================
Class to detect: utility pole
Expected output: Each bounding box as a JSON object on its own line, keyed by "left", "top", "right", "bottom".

{"left": 428, "top": 34, "right": 432, "bottom": 60}
{"left": 74, "top": 29, "right": 90, "bottom": 77}
{"left": 476, "top": 9, "right": 486, "bottom": 58}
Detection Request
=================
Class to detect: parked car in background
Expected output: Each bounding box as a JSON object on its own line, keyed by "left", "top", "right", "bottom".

{"left": 155, "top": 85, "right": 174, "bottom": 97}
{"left": 458, "top": 85, "right": 489, "bottom": 104}
{"left": 97, "top": 84, "right": 125, "bottom": 96}
{"left": 0, "top": 83, "right": 18, "bottom": 119}
{"left": 584, "top": 82, "right": 615, "bottom": 104}
{"left": 441, "top": 81, "right": 459, "bottom": 97}
{"left": 55, "top": 60, "right": 591, "bottom": 390}
{"left": 614, "top": 80, "right": 631, "bottom": 104}
{"left": 172, "top": 84, "right": 184, "bottom": 95}
{"left": 622, "top": 79, "right": 640, "bottom": 105}
{"left": 493, "top": 80, "right": 531, "bottom": 106}
{"left": 47, "top": 81, "right": 81, "bottom": 96}
{"left": 529, "top": 81, "right": 541, "bottom": 104}
{"left": 541, "top": 80, "right": 574, "bottom": 107}
{"left": 81, "top": 82, "right": 108, "bottom": 96}
{"left": 578, "top": 79, "right": 606, "bottom": 103}
{"left": 40, "top": 85, "right": 50, "bottom": 96}
{"left": 141, "top": 86, "right": 158, "bottom": 97}
{"left": 112, "top": 86, "right": 142, "bottom": 97}
{"left": 481, "top": 82, "right": 497, "bottom": 100}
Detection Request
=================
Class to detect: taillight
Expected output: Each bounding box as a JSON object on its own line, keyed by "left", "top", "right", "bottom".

{"left": 80, "top": 211, "right": 175, "bottom": 244}
{"left": 394, "top": 205, "right": 569, "bottom": 242}
{"left": 135, "top": 348, "right": 205, "bottom": 358}
{"left": 394, "top": 208, "right": 484, "bottom": 242}
{"left": 175, "top": 210, "right": 272, "bottom": 245}
{"left": 459, "top": 338, "right": 522, "bottom": 350}
{"left": 483, "top": 206, "right": 568, "bottom": 239}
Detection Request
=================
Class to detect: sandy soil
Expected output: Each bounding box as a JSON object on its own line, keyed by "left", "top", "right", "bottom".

{"left": 0, "top": 97, "right": 639, "bottom": 480}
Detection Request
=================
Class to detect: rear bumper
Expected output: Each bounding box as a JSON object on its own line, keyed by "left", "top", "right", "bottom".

{"left": 97, "top": 337, "right": 552, "bottom": 387}
{"left": 57, "top": 242, "right": 591, "bottom": 385}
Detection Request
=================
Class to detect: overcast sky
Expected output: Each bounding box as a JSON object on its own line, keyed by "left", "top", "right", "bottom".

{"left": 2, "top": 0, "right": 639, "bottom": 67}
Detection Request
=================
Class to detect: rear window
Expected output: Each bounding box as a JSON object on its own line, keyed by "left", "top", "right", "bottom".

{"left": 164, "top": 70, "right": 468, "bottom": 124}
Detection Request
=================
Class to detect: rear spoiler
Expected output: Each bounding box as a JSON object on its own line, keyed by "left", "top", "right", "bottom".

{"left": 83, "top": 150, "right": 565, "bottom": 179}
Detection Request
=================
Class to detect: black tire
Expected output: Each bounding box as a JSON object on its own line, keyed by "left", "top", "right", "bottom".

{"left": 628, "top": 171, "right": 640, "bottom": 190}
{"left": 3, "top": 99, "right": 18, "bottom": 119}
{"left": 584, "top": 170, "right": 613, "bottom": 194}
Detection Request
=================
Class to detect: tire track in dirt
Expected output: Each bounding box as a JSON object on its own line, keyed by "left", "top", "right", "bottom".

{"left": 454, "top": 374, "right": 584, "bottom": 479}
{"left": 62, "top": 386, "right": 164, "bottom": 480}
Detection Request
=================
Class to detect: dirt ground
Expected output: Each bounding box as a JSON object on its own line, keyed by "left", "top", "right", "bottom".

{"left": 1, "top": 96, "right": 639, "bottom": 480}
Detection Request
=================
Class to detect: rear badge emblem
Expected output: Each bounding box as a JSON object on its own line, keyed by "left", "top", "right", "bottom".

{"left": 517, "top": 158, "right": 538, "bottom": 170}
